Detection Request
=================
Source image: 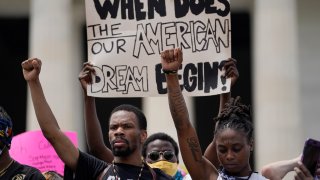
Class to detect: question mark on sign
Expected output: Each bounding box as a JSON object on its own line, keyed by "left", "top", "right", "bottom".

{"left": 218, "top": 60, "right": 227, "bottom": 91}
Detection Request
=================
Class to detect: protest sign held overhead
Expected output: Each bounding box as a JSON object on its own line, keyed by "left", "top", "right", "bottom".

{"left": 85, "top": 0, "right": 231, "bottom": 97}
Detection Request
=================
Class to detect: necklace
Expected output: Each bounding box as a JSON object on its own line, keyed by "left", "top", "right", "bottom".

{"left": 0, "top": 160, "right": 14, "bottom": 177}
{"left": 220, "top": 169, "right": 253, "bottom": 180}
{"left": 112, "top": 160, "right": 145, "bottom": 180}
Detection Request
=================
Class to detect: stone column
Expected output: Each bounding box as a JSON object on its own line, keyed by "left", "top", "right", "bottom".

{"left": 27, "top": 0, "right": 84, "bottom": 149}
{"left": 143, "top": 97, "right": 195, "bottom": 165}
{"left": 297, "top": 0, "right": 320, "bottom": 144}
{"left": 253, "top": 0, "right": 301, "bottom": 175}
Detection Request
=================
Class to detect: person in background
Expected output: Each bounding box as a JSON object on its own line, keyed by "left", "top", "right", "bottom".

{"left": 142, "top": 132, "right": 191, "bottom": 180}
{"left": 22, "top": 58, "right": 173, "bottom": 179}
{"left": 161, "top": 47, "right": 266, "bottom": 179}
{"left": 0, "top": 106, "right": 45, "bottom": 180}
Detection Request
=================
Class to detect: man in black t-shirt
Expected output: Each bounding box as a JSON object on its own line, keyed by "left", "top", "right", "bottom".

{"left": 66, "top": 151, "right": 172, "bottom": 180}
{"left": 0, "top": 106, "right": 45, "bottom": 180}
{"left": 23, "top": 58, "right": 172, "bottom": 180}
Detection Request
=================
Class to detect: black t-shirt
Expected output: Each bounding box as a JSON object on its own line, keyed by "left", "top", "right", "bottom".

{"left": 70, "top": 151, "right": 173, "bottom": 180}
{"left": 102, "top": 162, "right": 173, "bottom": 180}
{"left": 0, "top": 160, "right": 45, "bottom": 180}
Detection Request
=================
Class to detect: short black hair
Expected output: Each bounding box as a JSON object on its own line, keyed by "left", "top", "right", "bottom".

{"left": 110, "top": 104, "right": 147, "bottom": 130}
{"left": 214, "top": 96, "right": 253, "bottom": 143}
{"left": 142, "top": 132, "right": 179, "bottom": 160}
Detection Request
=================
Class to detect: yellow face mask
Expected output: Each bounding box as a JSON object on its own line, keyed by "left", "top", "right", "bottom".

{"left": 148, "top": 160, "right": 178, "bottom": 176}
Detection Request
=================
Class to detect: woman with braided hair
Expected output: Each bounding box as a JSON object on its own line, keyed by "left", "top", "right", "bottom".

{"left": 209, "top": 96, "right": 266, "bottom": 179}
{"left": 161, "top": 47, "right": 267, "bottom": 180}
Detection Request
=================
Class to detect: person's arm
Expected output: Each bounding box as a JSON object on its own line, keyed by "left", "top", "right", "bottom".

{"left": 260, "top": 156, "right": 300, "bottom": 180}
{"left": 78, "top": 62, "right": 113, "bottom": 163}
{"left": 261, "top": 155, "right": 319, "bottom": 180}
{"left": 21, "top": 58, "right": 79, "bottom": 170}
{"left": 218, "top": 58, "right": 238, "bottom": 114}
{"left": 161, "top": 48, "right": 218, "bottom": 180}
{"left": 204, "top": 58, "right": 239, "bottom": 168}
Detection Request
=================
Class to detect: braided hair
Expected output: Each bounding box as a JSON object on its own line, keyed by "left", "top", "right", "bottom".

{"left": 214, "top": 96, "right": 253, "bottom": 143}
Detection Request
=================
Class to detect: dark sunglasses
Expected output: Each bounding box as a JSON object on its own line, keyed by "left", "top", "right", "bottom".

{"left": 147, "top": 151, "right": 175, "bottom": 161}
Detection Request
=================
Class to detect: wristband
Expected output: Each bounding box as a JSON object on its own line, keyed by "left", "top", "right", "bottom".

{"left": 162, "top": 69, "right": 177, "bottom": 74}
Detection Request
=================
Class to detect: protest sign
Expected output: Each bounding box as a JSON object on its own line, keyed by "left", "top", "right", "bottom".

{"left": 9, "top": 130, "right": 78, "bottom": 175}
{"left": 85, "top": 0, "right": 231, "bottom": 97}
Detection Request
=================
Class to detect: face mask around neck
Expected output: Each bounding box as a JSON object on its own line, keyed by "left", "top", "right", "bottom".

{"left": 148, "top": 160, "right": 178, "bottom": 176}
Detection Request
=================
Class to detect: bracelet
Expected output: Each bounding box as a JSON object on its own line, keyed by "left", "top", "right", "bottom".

{"left": 162, "top": 69, "right": 177, "bottom": 74}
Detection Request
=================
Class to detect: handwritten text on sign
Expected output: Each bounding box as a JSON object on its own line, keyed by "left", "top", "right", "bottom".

{"left": 85, "top": 0, "right": 231, "bottom": 97}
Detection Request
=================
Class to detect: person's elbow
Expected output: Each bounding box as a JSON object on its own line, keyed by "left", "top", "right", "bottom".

{"left": 261, "top": 166, "right": 281, "bottom": 180}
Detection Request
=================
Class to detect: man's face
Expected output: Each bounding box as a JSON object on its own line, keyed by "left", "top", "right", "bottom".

{"left": 145, "top": 139, "right": 178, "bottom": 164}
{"left": 108, "top": 110, "right": 144, "bottom": 157}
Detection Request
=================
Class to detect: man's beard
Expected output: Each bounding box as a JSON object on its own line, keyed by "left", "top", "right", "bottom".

{"left": 111, "top": 138, "right": 135, "bottom": 157}
{"left": 112, "top": 147, "right": 133, "bottom": 157}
